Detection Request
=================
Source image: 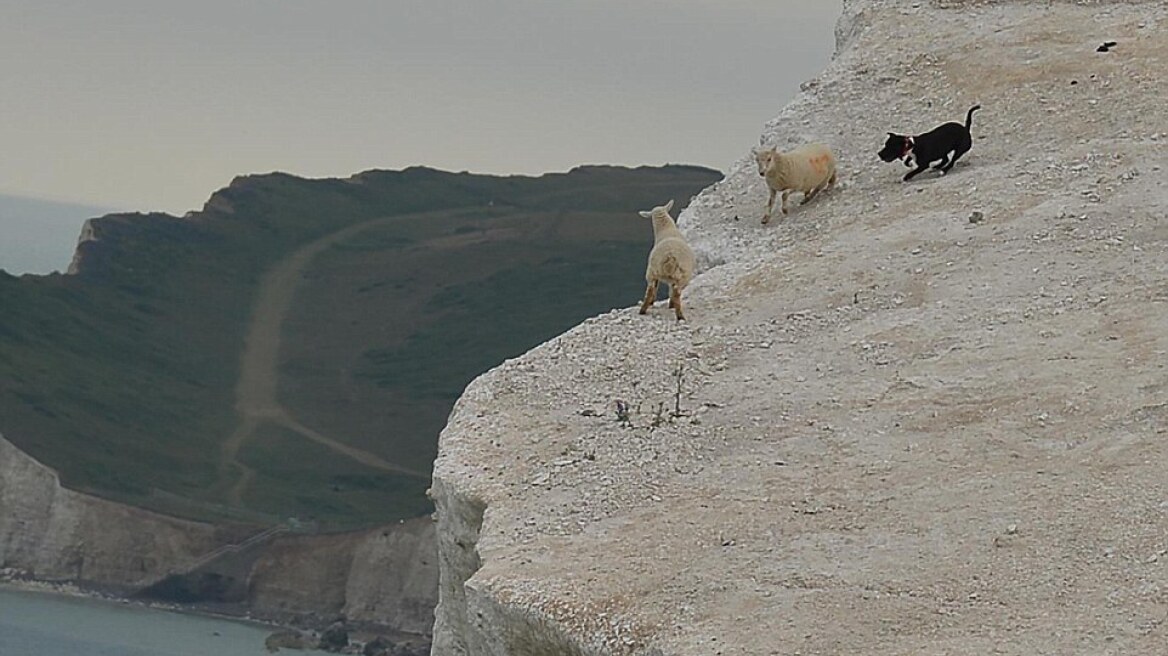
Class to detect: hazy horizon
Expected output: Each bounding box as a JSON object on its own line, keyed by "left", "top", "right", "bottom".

{"left": 0, "top": 194, "right": 115, "bottom": 275}
{"left": 2, "top": 1, "right": 842, "bottom": 217}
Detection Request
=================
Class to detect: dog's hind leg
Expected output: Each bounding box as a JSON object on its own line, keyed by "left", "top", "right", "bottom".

{"left": 933, "top": 154, "right": 951, "bottom": 171}
{"left": 942, "top": 145, "right": 969, "bottom": 173}
{"left": 943, "top": 134, "right": 974, "bottom": 173}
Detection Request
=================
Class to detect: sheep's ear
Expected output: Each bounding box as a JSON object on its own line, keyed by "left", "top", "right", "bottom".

{"left": 664, "top": 199, "right": 674, "bottom": 213}
{"left": 638, "top": 210, "right": 653, "bottom": 218}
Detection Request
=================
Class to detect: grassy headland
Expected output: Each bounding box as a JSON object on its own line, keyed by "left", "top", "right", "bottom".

{"left": 0, "top": 165, "right": 721, "bottom": 529}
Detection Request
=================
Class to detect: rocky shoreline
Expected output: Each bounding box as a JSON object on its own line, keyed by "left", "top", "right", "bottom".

{"left": 0, "top": 430, "right": 438, "bottom": 646}
{"left": 1, "top": 573, "right": 429, "bottom": 655}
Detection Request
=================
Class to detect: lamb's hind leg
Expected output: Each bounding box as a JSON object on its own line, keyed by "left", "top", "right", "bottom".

{"left": 670, "top": 286, "right": 685, "bottom": 321}
{"left": 800, "top": 186, "right": 821, "bottom": 205}
{"left": 639, "top": 280, "right": 659, "bottom": 314}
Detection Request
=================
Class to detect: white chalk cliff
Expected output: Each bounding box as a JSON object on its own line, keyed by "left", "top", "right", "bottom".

{"left": 0, "top": 431, "right": 437, "bottom": 634}
{"left": 0, "top": 432, "right": 219, "bottom": 586}
{"left": 430, "top": 1, "right": 1168, "bottom": 654}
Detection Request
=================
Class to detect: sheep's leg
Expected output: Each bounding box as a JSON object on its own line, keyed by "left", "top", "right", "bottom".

{"left": 780, "top": 190, "right": 791, "bottom": 215}
{"left": 670, "top": 287, "right": 685, "bottom": 321}
{"left": 827, "top": 171, "right": 838, "bottom": 188}
{"left": 803, "top": 175, "right": 835, "bottom": 204}
{"left": 762, "top": 188, "right": 777, "bottom": 224}
{"left": 800, "top": 186, "right": 821, "bottom": 205}
{"left": 639, "top": 280, "right": 659, "bottom": 315}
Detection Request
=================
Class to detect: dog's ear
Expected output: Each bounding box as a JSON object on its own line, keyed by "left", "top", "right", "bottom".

{"left": 888, "top": 132, "right": 896, "bottom": 138}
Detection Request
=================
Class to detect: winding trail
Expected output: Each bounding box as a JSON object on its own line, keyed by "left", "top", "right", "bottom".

{"left": 218, "top": 180, "right": 693, "bottom": 504}
{"left": 218, "top": 215, "right": 435, "bottom": 506}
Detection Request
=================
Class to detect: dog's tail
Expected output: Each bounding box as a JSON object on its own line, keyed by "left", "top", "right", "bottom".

{"left": 965, "top": 104, "right": 982, "bottom": 130}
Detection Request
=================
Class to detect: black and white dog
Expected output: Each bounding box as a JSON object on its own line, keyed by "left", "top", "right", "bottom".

{"left": 878, "top": 105, "right": 981, "bottom": 181}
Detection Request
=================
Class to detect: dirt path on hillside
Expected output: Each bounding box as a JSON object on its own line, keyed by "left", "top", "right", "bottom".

{"left": 219, "top": 214, "right": 439, "bottom": 506}
{"left": 219, "top": 190, "right": 698, "bottom": 505}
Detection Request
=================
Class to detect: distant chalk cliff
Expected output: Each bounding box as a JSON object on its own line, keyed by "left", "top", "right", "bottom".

{"left": 0, "top": 432, "right": 218, "bottom": 586}
{"left": 0, "top": 432, "right": 437, "bottom": 636}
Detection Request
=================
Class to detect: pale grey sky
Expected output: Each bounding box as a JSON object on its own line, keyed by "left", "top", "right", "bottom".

{"left": 1, "top": 1, "right": 841, "bottom": 217}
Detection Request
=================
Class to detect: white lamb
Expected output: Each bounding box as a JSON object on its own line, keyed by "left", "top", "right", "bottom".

{"left": 754, "top": 143, "right": 838, "bottom": 224}
{"left": 637, "top": 199, "right": 696, "bottom": 321}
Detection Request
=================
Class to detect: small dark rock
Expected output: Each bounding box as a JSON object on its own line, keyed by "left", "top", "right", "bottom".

{"left": 265, "top": 630, "right": 313, "bottom": 653}
{"left": 363, "top": 636, "right": 392, "bottom": 656}
{"left": 317, "top": 621, "right": 349, "bottom": 652}
{"left": 401, "top": 642, "right": 433, "bottom": 656}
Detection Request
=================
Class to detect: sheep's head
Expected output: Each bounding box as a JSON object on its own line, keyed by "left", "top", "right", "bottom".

{"left": 638, "top": 199, "right": 675, "bottom": 221}
{"left": 754, "top": 148, "right": 776, "bottom": 177}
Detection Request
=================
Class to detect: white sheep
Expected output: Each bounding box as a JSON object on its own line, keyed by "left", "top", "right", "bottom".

{"left": 754, "top": 143, "right": 838, "bottom": 224}
{"left": 637, "top": 199, "right": 696, "bottom": 321}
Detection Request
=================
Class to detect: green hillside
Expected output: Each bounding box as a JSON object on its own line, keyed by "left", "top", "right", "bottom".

{"left": 0, "top": 165, "right": 721, "bottom": 529}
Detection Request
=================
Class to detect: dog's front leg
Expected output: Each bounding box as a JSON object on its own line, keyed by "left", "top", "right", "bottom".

{"left": 903, "top": 164, "right": 929, "bottom": 181}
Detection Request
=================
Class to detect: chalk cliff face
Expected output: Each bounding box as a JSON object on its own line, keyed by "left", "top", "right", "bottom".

{"left": 0, "top": 433, "right": 218, "bottom": 587}
{"left": 430, "top": 1, "right": 1168, "bottom": 654}
{"left": 248, "top": 518, "right": 438, "bottom": 635}
{"left": 0, "top": 432, "right": 437, "bottom": 635}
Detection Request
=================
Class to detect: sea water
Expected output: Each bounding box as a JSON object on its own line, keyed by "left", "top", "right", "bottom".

{"left": 0, "top": 586, "right": 331, "bottom": 656}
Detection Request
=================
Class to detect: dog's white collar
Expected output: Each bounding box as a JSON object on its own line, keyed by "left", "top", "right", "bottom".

{"left": 901, "top": 136, "right": 915, "bottom": 160}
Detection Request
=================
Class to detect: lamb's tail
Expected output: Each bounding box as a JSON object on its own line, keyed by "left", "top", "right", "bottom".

{"left": 965, "top": 104, "right": 982, "bottom": 130}
{"left": 658, "top": 253, "right": 683, "bottom": 282}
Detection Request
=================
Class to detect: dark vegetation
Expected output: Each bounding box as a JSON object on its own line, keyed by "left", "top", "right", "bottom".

{"left": 0, "top": 165, "right": 721, "bottom": 529}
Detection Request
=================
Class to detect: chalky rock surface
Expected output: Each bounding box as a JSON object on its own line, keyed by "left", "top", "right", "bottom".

{"left": 431, "top": 1, "right": 1168, "bottom": 654}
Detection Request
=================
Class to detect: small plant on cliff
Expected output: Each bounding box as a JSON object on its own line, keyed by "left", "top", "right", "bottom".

{"left": 613, "top": 360, "right": 689, "bottom": 430}
{"left": 672, "top": 360, "right": 687, "bottom": 419}
{"left": 651, "top": 401, "right": 669, "bottom": 428}
{"left": 614, "top": 399, "right": 632, "bottom": 427}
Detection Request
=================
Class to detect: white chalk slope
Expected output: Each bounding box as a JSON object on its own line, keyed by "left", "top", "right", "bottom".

{"left": 431, "top": 1, "right": 1168, "bottom": 654}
